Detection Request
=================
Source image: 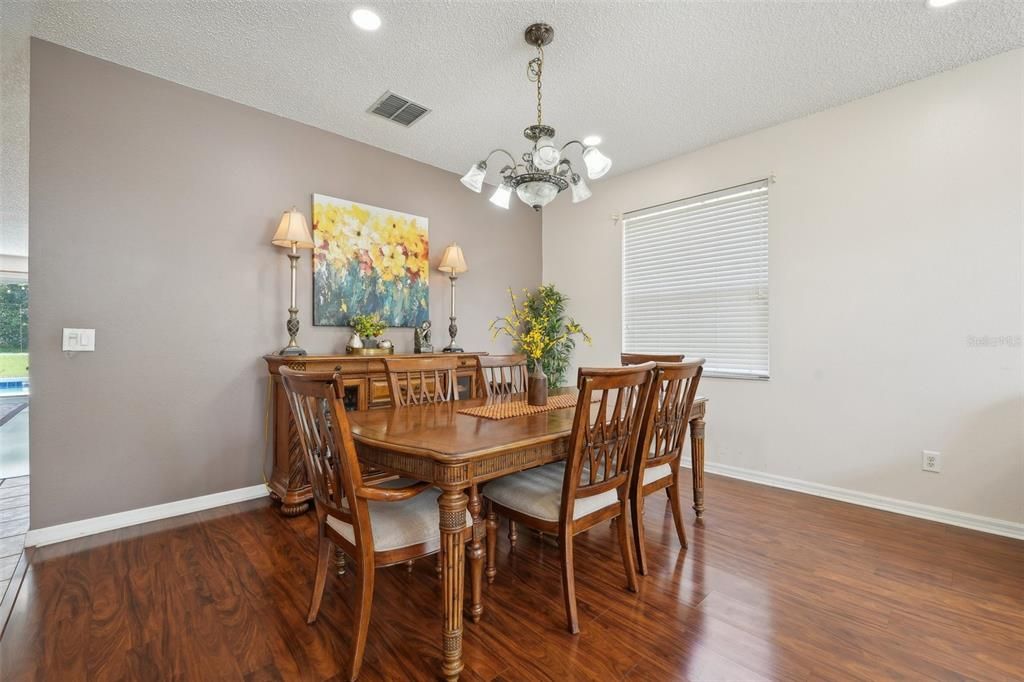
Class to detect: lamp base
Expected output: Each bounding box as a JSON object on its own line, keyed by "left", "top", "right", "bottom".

{"left": 442, "top": 345, "right": 463, "bottom": 353}
{"left": 278, "top": 346, "right": 307, "bottom": 356}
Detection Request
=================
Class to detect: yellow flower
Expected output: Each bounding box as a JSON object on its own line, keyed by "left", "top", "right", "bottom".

{"left": 378, "top": 244, "right": 407, "bottom": 282}
{"left": 326, "top": 239, "right": 351, "bottom": 272}
{"left": 341, "top": 216, "right": 379, "bottom": 256}
{"left": 406, "top": 253, "right": 428, "bottom": 279}
{"left": 491, "top": 285, "right": 591, "bottom": 369}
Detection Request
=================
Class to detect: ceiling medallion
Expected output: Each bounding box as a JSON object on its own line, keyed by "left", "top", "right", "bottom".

{"left": 459, "top": 23, "right": 612, "bottom": 211}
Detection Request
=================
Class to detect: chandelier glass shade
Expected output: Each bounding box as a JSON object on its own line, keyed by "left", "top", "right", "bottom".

{"left": 516, "top": 180, "right": 559, "bottom": 209}
{"left": 460, "top": 162, "right": 487, "bottom": 193}
{"left": 489, "top": 180, "right": 513, "bottom": 209}
{"left": 570, "top": 174, "right": 592, "bottom": 203}
{"left": 459, "top": 23, "right": 611, "bottom": 211}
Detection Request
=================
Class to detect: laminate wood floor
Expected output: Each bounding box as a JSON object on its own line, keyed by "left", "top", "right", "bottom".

{"left": 1, "top": 473, "right": 1021, "bottom": 681}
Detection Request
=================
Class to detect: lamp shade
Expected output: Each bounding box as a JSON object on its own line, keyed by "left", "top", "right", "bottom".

{"left": 272, "top": 208, "right": 314, "bottom": 248}
{"left": 534, "top": 137, "right": 560, "bottom": 171}
{"left": 583, "top": 147, "right": 612, "bottom": 179}
{"left": 570, "top": 175, "right": 592, "bottom": 203}
{"left": 438, "top": 243, "right": 469, "bottom": 274}
{"left": 489, "top": 181, "right": 512, "bottom": 209}
{"left": 460, "top": 162, "right": 487, "bottom": 193}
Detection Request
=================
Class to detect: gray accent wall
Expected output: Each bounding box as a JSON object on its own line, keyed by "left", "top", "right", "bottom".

{"left": 28, "top": 40, "right": 541, "bottom": 529}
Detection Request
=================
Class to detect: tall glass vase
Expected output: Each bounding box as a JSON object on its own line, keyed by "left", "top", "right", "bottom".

{"left": 528, "top": 361, "right": 548, "bottom": 406}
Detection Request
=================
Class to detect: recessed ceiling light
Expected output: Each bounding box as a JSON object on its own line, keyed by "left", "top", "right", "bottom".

{"left": 351, "top": 8, "right": 381, "bottom": 31}
{"left": 926, "top": 0, "right": 961, "bottom": 7}
{"left": 582, "top": 135, "right": 602, "bottom": 146}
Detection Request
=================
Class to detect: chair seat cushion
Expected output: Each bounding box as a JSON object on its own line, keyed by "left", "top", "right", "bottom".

{"left": 328, "top": 490, "right": 472, "bottom": 552}
{"left": 483, "top": 462, "right": 620, "bottom": 523}
{"left": 643, "top": 463, "right": 673, "bottom": 486}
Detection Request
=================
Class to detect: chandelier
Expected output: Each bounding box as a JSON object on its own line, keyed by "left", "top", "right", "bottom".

{"left": 459, "top": 23, "right": 612, "bottom": 211}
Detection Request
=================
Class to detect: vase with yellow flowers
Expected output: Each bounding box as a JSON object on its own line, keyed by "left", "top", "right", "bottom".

{"left": 490, "top": 285, "right": 592, "bottom": 406}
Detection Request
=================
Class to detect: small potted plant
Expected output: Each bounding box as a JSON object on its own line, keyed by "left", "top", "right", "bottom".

{"left": 349, "top": 313, "right": 387, "bottom": 351}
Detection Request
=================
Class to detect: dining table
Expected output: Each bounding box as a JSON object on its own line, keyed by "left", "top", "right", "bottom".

{"left": 346, "top": 386, "right": 708, "bottom": 681}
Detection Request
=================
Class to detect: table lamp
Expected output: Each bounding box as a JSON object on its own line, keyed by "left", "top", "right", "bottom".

{"left": 272, "top": 207, "right": 315, "bottom": 355}
{"left": 437, "top": 243, "right": 468, "bottom": 352}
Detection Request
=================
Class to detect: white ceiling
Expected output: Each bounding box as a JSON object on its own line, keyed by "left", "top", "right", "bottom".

{"left": 24, "top": 1, "right": 1024, "bottom": 180}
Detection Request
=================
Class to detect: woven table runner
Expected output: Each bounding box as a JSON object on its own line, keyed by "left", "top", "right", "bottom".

{"left": 458, "top": 393, "right": 578, "bottom": 420}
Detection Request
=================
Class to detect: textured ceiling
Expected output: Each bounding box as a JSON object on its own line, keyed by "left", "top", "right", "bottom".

{"left": 23, "top": 1, "right": 1024, "bottom": 180}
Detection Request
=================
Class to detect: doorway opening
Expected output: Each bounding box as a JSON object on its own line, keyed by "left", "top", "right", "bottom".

{"left": 0, "top": 276, "right": 28, "bottom": 600}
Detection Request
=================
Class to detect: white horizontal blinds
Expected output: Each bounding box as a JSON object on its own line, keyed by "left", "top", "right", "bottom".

{"left": 622, "top": 179, "right": 769, "bottom": 379}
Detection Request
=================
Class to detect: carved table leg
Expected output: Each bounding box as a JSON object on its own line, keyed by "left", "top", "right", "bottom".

{"left": 439, "top": 489, "right": 468, "bottom": 681}
{"left": 279, "top": 500, "right": 310, "bottom": 517}
{"left": 690, "top": 416, "right": 706, "bottom": 519}
{"left": 508, "top": 521, "right": 518, "bottom": 549}
{"left": 485, "top": 504, "right": 498, "bottom": 584}
{"left": 467, "top": 485, "right": 484, "bottom": 623}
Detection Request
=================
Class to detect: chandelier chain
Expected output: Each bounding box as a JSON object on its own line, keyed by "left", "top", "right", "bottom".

{"left": 527, "top": 46, "right": 544, "bottom": 126}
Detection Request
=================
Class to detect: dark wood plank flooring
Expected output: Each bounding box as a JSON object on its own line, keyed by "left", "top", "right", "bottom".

{"left": 1, "top": 473, "right": 1021, "bottom": 681}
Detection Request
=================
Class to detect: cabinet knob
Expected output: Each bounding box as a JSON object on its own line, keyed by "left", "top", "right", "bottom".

{"left": 334, "top": 365, "right": 342, "bottom": 371}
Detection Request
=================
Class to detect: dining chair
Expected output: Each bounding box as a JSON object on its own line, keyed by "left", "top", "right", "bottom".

{"left": 477, "top": 352, "right": 532, "bottom": 395}
{"left": 629, "top": 359, "right": 704, "bottom": 575}
{"left": 280, "top": 368, "right": 475, "bottom": 681}
{"left": 621, "top": 352, "right": 684, "bottom": 365}
{"left": 476, "top": 353, "right": 529, "bottom": 397}
{"left": 383, "top": 356, "right": 462, "bottom": 407}
{"left": 474, "top": 353, "right": 531, "bottom": 547}
{"left": 621, "top": 353, "right": 687, "bottom": 523}
{"left": 484, "top": 362, "right": 657, "bottom": 634}
{"left": 384, "top": 355, "right": 471, "bottom": 578}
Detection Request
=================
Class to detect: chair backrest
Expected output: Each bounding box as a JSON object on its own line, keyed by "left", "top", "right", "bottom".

{"left": 280, "top": 368, "right": 369, "bottom": 544}
{"left": 477, "top": 354, "right": 528, "bottom": 397}
{"left": 621, "top": 352, "right": 684, "bottom": 365}
{"left": 634, "top": 359, "right": 704, "bottom": 483}
{"left": 383, "top": 356, "right": 461, "bottom": 407}
{"left": 561, "top": 363, "right": 657, "bottom": 521}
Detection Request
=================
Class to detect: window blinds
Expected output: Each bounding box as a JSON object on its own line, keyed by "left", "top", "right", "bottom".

{"left": 622, "top": 179, "right": 769, "bottom": 379}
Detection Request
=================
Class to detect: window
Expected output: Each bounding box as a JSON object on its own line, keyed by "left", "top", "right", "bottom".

{"left": 622, "top": 178, "right": 769, "bottom": 379}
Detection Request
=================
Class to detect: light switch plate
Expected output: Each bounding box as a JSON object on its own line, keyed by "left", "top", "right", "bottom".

{"left": 62, "top": 328, "right": 96, "bottom": 351}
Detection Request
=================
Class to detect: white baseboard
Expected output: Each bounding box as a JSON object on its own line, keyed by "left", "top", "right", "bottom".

{"left": 25, "top": 484, "right": 269, "bottom": 548}
{"left": 683, "top": 458, "right": 1024, "bottom": 541}
{"left": 23, "top": 463, "right": 1024, "bottom": 548}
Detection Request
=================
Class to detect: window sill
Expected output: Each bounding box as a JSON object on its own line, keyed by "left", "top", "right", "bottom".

{"left": 703, "top": 372, "right": 770, "bottom": 381}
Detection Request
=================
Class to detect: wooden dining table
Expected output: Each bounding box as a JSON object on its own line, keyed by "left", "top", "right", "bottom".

{"left": 346, "top": 387, "right": 708, "bottom": 681}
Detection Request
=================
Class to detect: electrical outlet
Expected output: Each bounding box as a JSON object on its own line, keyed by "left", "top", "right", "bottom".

{"left": 922, "top": 450, "right": 942, "bottom": 473}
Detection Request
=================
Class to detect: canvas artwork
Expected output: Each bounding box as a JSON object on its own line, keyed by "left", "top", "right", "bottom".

{"left": 312, "top": 194, "right": 429, "bottom": 327}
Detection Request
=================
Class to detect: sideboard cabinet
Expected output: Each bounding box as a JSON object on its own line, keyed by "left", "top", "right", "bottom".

{"left": 263, "top": 352, "right": 486, "bottom": 515}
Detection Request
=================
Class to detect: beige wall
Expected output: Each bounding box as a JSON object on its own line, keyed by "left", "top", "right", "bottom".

{"left": 29, "top": 40, "right": 541, "bottom": 528}
{"left": 544, "top": 49, "right": 1024, "bottom": 524}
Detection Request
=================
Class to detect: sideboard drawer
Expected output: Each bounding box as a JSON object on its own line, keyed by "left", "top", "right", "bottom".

{"left": 368, "top": 377, "right": 393, "bottom": 407}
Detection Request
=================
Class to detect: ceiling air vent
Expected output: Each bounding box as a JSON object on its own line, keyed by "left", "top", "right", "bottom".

{"left": 368, "top": 91, "right": 431, "bottom": 127}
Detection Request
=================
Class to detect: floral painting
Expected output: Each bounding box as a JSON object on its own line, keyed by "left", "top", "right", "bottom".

{"left": 312, "top": 194, "right": 429, "bottom": 327}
